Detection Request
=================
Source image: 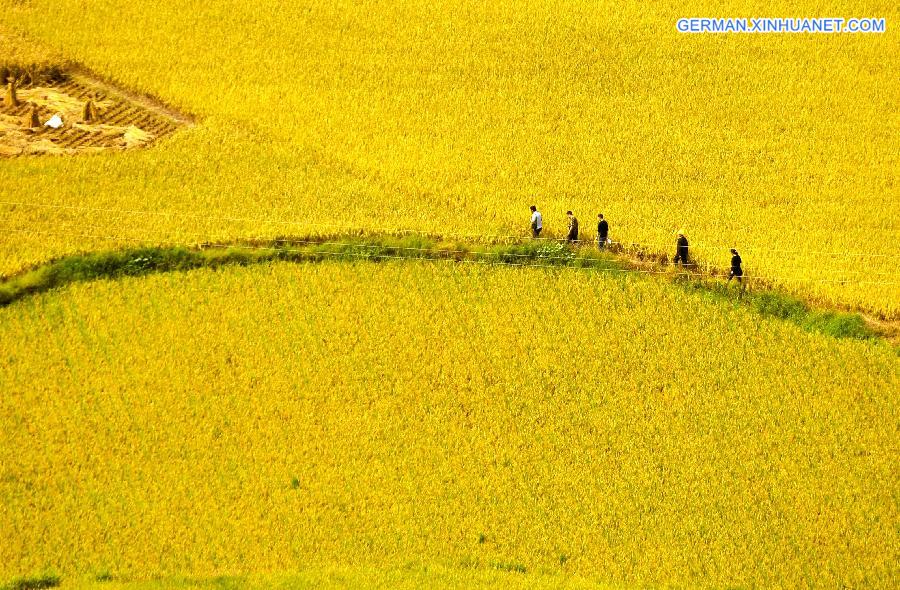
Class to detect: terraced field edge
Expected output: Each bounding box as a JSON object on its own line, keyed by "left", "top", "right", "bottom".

{"left": 0, "top": 235, "right": 887, "bottom": 345}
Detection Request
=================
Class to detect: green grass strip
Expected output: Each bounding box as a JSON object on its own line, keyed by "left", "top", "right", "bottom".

{"left": 0, "top": 235, "right": 886, "bottom": 344}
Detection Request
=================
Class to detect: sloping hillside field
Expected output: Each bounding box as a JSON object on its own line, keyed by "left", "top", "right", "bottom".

{"left": 1, "top": 262, "right": 897, "bottom": 587}
{"left": 0, "top": 0, "right": 898, "bottom": 588}
{"left": 0, "top": 0, "right": 898, "bottom": 316}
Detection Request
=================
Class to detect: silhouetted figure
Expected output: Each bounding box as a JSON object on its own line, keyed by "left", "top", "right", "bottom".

{"left": 673, "top": 232, "right": 689, "bottom": 265}
{"left": 597, "top": 214, "right": 609, "bottom": 248}
{"left": 728, "top": 248, "right": 743, "bottom": 284}
{"left": 566, "top": 211, "right": 579, "bottom": 243}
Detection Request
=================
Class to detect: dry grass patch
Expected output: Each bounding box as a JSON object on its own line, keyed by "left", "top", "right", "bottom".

{"left": 0, "top": 67, "right": 186, "bottom": 156}
{"left": 0, "top": 22, "right": 187, "bottom": 157}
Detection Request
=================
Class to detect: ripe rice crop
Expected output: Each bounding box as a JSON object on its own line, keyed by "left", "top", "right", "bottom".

{"left": 0, "top": 0, "right": 897, "bottom": 317}
{"left": 1, "top": 261, "right": 897, "bottom": 587}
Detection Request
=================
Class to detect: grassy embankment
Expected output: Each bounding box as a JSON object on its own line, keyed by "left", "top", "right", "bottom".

{"left": 0, "top": 235, "right": 879, "bottom": 342}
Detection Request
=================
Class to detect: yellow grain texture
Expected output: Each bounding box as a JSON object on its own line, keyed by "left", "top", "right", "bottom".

{"left": 1, "top": 262, "right": 897, "bottom": 587}
{"left": 0, "top": 0, "right": 897, "bottom": 316}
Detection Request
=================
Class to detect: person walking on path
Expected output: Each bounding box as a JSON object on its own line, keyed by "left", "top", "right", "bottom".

{"left": 566, "top": 211, "right": 579, "bottom": 243}
{"left": 728, "top": 248, "right": 744, "bottom": 285}
{"left": 597, "top": 213, "right": 609, "bottom": 248}
{"left": 673, "top": 231, "right": 689, "bottom": 266}
{"left": 530, "top": 205, "right": 543, "bottom": 238}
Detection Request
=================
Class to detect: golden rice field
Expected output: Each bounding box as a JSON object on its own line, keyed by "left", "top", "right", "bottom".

{"left": 0, "top": 0, "right": 898, "bottom": 317}
{"left": 40, "top": 568, "right": 620, "bottom": 590}
{"left": 1, "top": 0, "right": 898, "bottom": 587}
{"left": 0, "top": 26, "right": 60, "bottom": 67}
{"left": 1, "top": 261, "right": 897, "bottom": 588}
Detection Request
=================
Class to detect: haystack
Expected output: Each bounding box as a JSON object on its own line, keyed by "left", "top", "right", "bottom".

{"left": 24, "top": 106, "right": 40, "bottom": 128}
{"left": 82, "top": 99, "right": 99, "bottom": 123}
{"left": 4, "top": 78, "right": 19, "bottom": 107}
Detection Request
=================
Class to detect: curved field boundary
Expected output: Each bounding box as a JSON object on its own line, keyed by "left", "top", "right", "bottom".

{"left": 0, "top": 234, "right": 893, "bottom": 345}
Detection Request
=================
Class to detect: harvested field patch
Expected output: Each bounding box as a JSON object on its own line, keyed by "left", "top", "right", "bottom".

{"left": 0, "top": 68, "right": 188, "bottom": 157}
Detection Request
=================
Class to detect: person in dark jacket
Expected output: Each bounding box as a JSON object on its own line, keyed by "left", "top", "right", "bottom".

{"left": 673, "top": 231, "right": 689, "bottom": 265}
{"left": 566, "top": 211, "right": 579, "bottom": 243}
{"left": 728, "top": 248, "right": 743, "bottom": 284}
{"left": 597, "top": 214, "right": 609, "bottom": 248}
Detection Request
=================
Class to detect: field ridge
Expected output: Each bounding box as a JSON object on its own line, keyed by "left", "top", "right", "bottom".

{"left": 0, "top": 234, "right": 893, "bottom": 345}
